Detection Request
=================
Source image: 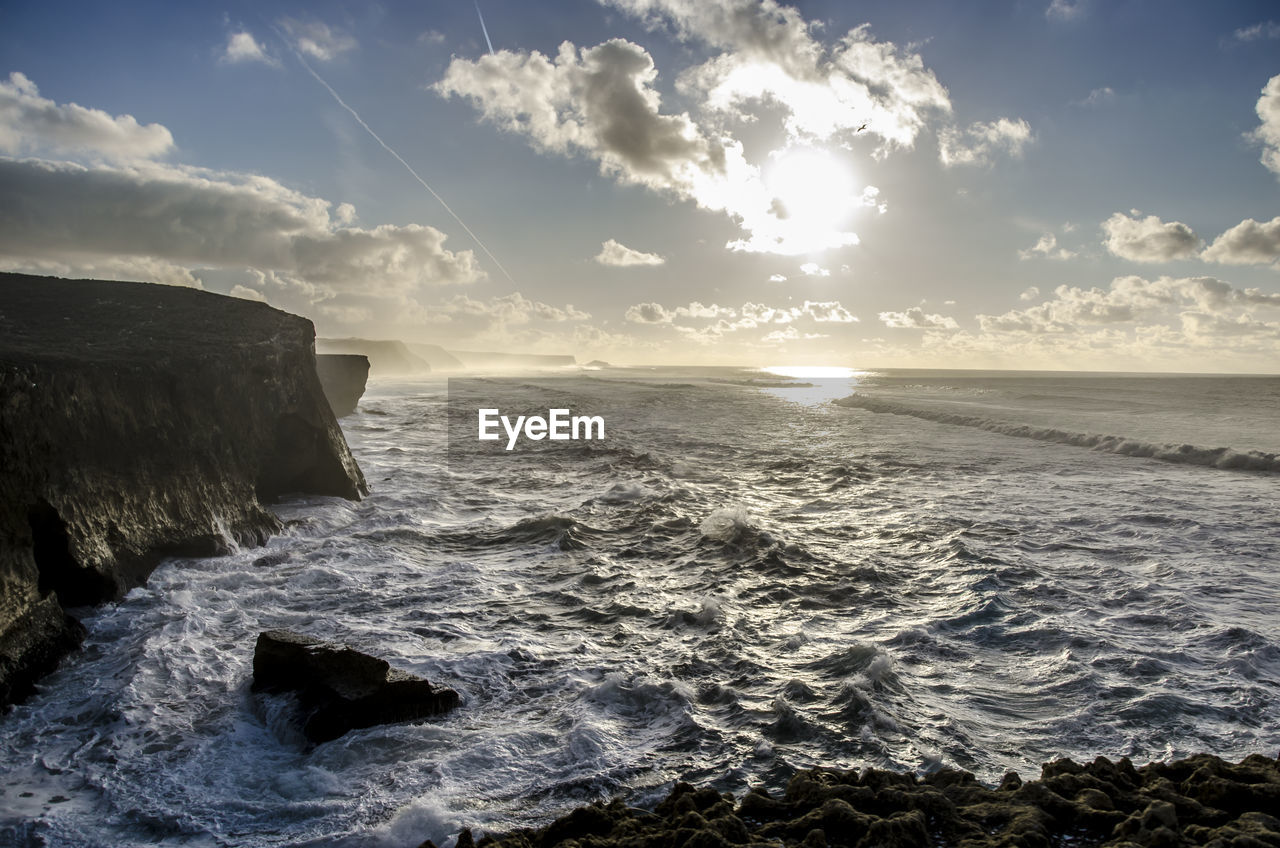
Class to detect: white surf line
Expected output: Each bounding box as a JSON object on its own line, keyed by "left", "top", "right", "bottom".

{"left": 475, "top": 1, "right": 496, "bottom": 55}
{"left": 274, "top": 26, "right": 515, "bottom": 284}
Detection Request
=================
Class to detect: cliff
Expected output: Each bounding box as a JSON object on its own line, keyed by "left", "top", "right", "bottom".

{"left": 316, "top": 354, "right": 370, "bottom": 417}
{"left": 406, "top": 342, "right": 465, "bottom": 371}
{"left": 0, "top": 273, "right": 367, "bottom": 707}
{"left": 316, "top": 338, "right": 430, "bottom": 377}
{"left": 447, "top": 350, "right": 576, "bottom": 369}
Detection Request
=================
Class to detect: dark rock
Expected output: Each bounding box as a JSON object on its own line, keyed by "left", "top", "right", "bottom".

{"left": 251, "top": 629, "right": 459, "bottom": 743}
{"left": 0, "top": 273, "right": 366, "bottom": 707}
{"left": 459, "top": 752, "right": 1280, "bottom": 848}
{"left": 315, "top": 353, "right": 370, "bottom": 417}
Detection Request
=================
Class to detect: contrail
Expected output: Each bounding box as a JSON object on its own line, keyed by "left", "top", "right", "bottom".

{"left": 475, "top": 1, "right": 495, "bottom": 55}
{"left": 273, "top": 26, "right": 514, "bottom": 284}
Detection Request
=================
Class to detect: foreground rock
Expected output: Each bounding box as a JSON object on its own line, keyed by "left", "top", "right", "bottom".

{"left": 444, "top": 752, "right": 1280, "bottom": 848}
{"left": 0, "top": 273, "right": 367, "bottom": 707}
{"left": 252, "top": 630, "right": 459, "bottom": 743}
{"left": 316, "top": 353, "right": 370, "bottom": 417}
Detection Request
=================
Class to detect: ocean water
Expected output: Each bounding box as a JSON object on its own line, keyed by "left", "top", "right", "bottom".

{"left": 2, "top": 367, "right": 1278, "bottom": 847}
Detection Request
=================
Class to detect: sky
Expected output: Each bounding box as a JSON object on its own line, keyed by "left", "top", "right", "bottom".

{"left": 1, "top": 0, "right": 1279, "bottom": 371}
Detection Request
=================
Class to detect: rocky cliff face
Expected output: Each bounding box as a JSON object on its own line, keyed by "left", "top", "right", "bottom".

{"left": 316, "top": 354, "right": 370, "bottom": 417}
{"left": 0, "top": 273, "right": 367, "bottom": 707}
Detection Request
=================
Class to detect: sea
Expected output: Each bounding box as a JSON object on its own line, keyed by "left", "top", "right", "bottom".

{"left": 2, "top": 367, "right": 1278, "bottom": 847}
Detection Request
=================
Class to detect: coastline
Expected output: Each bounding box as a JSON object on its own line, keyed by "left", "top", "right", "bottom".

{"left": 447, "top": 752, "right": 1280, "bottom": 848}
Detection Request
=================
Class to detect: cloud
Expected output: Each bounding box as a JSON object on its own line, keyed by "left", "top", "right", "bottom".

{"left": 439, "top": 3, "right": 957, "bottom": 255}
{"left": 799, "top": 262, "right": 829, "bottom": 276}
{"left": 1202, "top": 217, "right": 1280, "bottom": 266}
{"left": 1232, "top": 22, "right": 1280, "bottom": 42}
{"left": 978, "top": 275, "right": 1280, "bottom": 335}
{"left": 1020, "top": 286, "right": 1040, "bottom": 301}
{"left": 802, "top": 300, "right": 858, "bottom": 322}
{"left": 627, "top": 297, "right": 857, "bottom": 335}
{"left": 428, "top": 292, "right": 589, "bottom": 326}
{"left": 1019, "top": 233, "right": 1075, "bottom": 261}
{"left": 0, "top": 157, "right": 483, "bottom": 300}
{"left": 280, "top": 18, "right": 356, "bottom": 61}
{"left": 768, "top": 273, "right": 787, "bottom": 282}
{"left": 222, "top": 32, "right": 278, "bottom": 66}
{"left": 594, "top": 238, "right": 665, "bottom": 266}
{"left": 626, "top": 301, "right": 673, "bottom": 323}
{"left": 879, "top": 307, "right": 959, "bottom": 330}
{"left": 0, "top": 254, "right": 204, "bottom": 289}
{"left": 1046, "top": 0, "right": 1086, "bottom": 21}
{"left": 1252, "top": 74, "right": 1280, "bottom": 179}
{"left": 0, "top": 72, "right": 173, "bottom": 160}
{"left": 937, "top": 117, "right": 1032, "bottom": 167}
{"left": 1102, "top": 210, "right": 1201, "bottom": 262}
{"left": 229, "top": 284, "right": 267, "bottom": 301}
{"left": 762, "top": 325, "right": 826, "bottom": 343}
{"left": 1078, "top": 86, "right": 1115, "bottom": 107}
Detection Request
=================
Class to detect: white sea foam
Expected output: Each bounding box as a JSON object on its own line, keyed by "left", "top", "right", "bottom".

{"left": 3, "top": 370, "right": 1278, "bottom": 846}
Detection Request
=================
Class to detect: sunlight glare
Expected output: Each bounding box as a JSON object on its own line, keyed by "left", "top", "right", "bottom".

{"left": 766, "top": 148, "right": 856, "bottom": 231}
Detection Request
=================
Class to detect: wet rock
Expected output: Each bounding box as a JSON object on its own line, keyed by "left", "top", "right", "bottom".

{"left": 251, "top": 629, "right": 459, "bottom": 743}
{"left": 315, "top": 353, "right": 370, "bottom": 417}
{"left": 458, "top": 752, "right": 1280, "bottom": 848}
{"left": 0, "top": 273, "right": 366, "bottom": 707}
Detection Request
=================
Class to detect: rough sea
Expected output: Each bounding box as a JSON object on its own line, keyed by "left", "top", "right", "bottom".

{"left": 2, "top": 367, "right": 1278, "bottom": 847}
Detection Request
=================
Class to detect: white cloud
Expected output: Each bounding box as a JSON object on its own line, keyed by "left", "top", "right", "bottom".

{"left": 799, "top": 262, "right": 829, "bottom": 276}
{"left": 803, "top": 300, "right": 858, "bottom": 322}
{"left": 937, "top": 117, "right": 1032, "bottom": 167}
{"left": 768, "top": 273, "right": 787, "bottom": 282}
{"left": 0, "top": 157, "right": 483, "bottom": 301}
{"left": 1233, "top": 22, "right": 1280, "bottom": 42}
{"left": 1078, "top": 86, "right": 1115, "bottom": 107}
{"left": 438, "top": 2, "right": 958, "bottom": 256}
{"left": 1102, "top": 210, "right": 1201, "bottom": 262}
{"left": 625, "top": 301, "right": 673, "bottom": 323}
{"left": 1019, "top": 233, "right": 1075, "bottom": 261}
{"left": 280, "top": 18, "right": 356, "bottom": 62}
{"left": 428, "top": 292, "right": 589, "bottom": 327}
{"left": 1020, "top": 286, "right": 1040, "bottom": 301}
{"left": 1046, "top": 0, "right": 1086, "bottom": 21}
{"left": 0, "top": 255, "right": 204, "bottom": 289}
{"left": 0, "top": 72, "right": 173, "bottom": 160}
{"left": 223, "top": 32, "right": 277, "bottom": 66}
{"left": 229, "top": 284, "right": 267, "bottom": 301}
{"left": 594, "top": 238, "right": 665, "bottom": 266}
{"left": 879, "top": 307, "right": 959, "bottom": 330}
{"left": 1251, "top": 74, "right": 1280, "bottom": 179}
{"left": 1202, "top": 217, "right": 1280, "bottom": 266}
{"left": 978, "top": 275, "right": 1280, "bottom": 335}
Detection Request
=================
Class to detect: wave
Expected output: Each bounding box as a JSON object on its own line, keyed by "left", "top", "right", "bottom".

{"left": 836, "top": 395, "right": 1280, "bottom": 473}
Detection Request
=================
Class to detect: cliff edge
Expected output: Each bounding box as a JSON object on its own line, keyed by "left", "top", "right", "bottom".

{"left": 0, "top": 273, "right": 367, "bottom": 707}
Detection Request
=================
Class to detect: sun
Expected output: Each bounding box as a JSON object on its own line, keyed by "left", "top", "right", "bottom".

{"left": 765, "top": 147, "right": 856, "bottom": 232}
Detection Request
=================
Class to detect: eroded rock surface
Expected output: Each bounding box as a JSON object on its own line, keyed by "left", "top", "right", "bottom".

{"left": 252, "top": 629, "right": 460, "bottom": 743}
{"left": 441, "top": 752, "right": 1280, "bottom": 848}
{"left": 316, "top": 353, "right": 370, "bottom": 417}
{"left": 0, "top": 273, "right": 367, "bottom": 706}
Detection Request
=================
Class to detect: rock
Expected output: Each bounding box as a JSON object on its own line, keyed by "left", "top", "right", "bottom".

{"left": 315, "top": 354, "right": 370, "bottom": 417}
{"left": 251, "top": 629, "right": 459, "bottom": 743}
{"left": 405, "top": 342, "right": 465, "bottom": 371}
{"left": 0, "top": 273, "right": 366, "bottom": 707}
{"left": 317, "top": 337, "right": 430, "bottom": 376}
{"left": 455, "top": 752, "right": 1280, "bottom": 848}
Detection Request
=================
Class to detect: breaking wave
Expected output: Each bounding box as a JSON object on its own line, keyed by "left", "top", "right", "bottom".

{"left": 836, "top": 394, "right": 1280, "bottom": 473}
